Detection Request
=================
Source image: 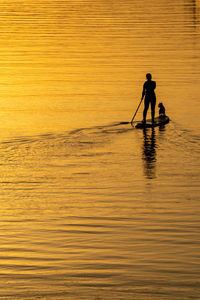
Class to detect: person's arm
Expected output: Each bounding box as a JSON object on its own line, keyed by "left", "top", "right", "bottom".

{"left": 141, "top": 82, "right": 145, "bottom": 100}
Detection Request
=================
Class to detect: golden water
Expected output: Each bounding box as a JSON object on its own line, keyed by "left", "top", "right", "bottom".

{"left": 0, "top": 0, "right": 200, "bottom": 299}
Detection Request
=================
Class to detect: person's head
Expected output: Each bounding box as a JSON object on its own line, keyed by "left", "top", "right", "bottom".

{"left": 146, "top": 73, "right": 152, "bottom": 80}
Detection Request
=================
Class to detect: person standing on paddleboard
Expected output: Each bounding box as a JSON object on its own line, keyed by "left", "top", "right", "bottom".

{"left": 141, "top": 73, "right": 156, "bottom": 124}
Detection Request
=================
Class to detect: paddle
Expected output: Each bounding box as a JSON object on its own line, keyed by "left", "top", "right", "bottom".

{"left": 130, "top": 98, "right": 143, "bottom": 126}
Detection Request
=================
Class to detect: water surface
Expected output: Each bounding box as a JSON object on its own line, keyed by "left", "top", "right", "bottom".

{"left": 0, "top": 0, "right": 200, "bottom": 299}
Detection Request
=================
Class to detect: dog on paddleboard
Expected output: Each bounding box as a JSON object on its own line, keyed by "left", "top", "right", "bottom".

{"left": 158, "top": 102, "right": 166, "bottom": 118}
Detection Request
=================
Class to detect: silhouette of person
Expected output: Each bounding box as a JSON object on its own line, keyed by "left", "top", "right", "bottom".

{"left": 141, "top": 73, "right": 156, "bottom": 124}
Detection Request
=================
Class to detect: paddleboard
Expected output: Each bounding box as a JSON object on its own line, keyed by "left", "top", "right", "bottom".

{"left": 135, "top": 115, "right": 170, "bottom": 128}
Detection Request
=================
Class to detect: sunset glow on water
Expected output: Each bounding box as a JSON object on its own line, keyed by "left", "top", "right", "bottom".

{"left": 0, "top": 0, "right": 200, "bottom": 299}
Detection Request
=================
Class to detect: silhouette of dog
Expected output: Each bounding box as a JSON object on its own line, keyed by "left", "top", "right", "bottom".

{"left": 158, "top": 102, "right": 166, "bottom": 117}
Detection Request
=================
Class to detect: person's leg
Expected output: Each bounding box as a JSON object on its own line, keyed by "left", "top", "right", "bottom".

{"left": 143, "top": 97, "right": 149, "bottom": 122}
{"left": 151, "top": 96, "right": 156, "bottom": 123}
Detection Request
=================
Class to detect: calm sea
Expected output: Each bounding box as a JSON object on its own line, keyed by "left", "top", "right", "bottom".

{"left": 0, "top": 0, "right": 200, "bottom": 299}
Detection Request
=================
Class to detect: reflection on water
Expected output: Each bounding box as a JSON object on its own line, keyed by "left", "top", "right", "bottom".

{"left": 142, "top": 128, "right": 157, "bottom": 179}
{"left": 184, "top": 0, "right": 200, "bottom": 28}
{"left": 142, "top": 125, "right": 168, "bottom": 179}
